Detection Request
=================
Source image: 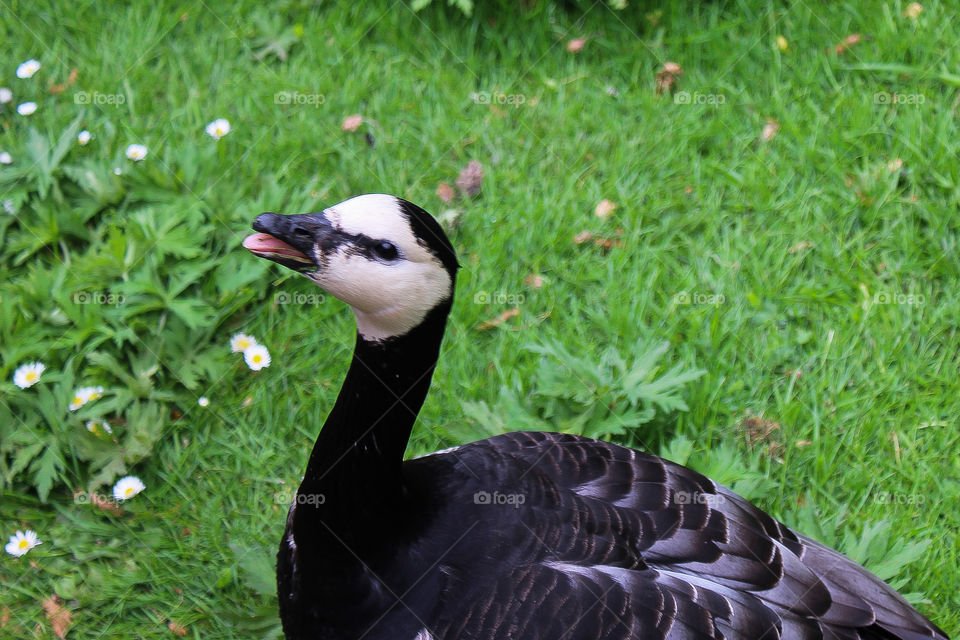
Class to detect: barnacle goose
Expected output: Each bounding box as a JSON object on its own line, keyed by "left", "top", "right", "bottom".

{"left": 243, "top": 194, "right": 948, "bottom": 640}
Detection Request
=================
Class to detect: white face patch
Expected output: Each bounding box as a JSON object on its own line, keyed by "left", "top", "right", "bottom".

{"left": 304, "top": 194, "right": 453, "bottom": 341}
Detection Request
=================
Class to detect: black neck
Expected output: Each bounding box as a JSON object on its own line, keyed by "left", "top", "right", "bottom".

{"left": 292, "top": 299, "right": 451, "bottom": 544}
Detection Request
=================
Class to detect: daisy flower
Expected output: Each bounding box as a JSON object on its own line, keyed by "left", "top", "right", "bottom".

{"left": 69, "top": 385, "right": 105, "bottom": 411}
{"left": 230, "top": 333, "right": 257, "bottom": 353}
{"left": 17, "top": 102, "right": 37, "bottom": 116}
{"left": 5, "top": 530, "right": 41, "bottom": 557}
{"left": 85, "top": 419, "right": 113, "bottom": 435}
{"left": 0, "top": 87, "right": 11, "bottom": 103}
{"left": 113, "top": 476, "right": 145, "bottom": 501}
{"left": 13, "top": 362, "right": 45, "bottom": 388}
{"left": 125, "top": 144, "right": 148, "bottom": 161}
{"left": 16, "top": 60, "right": 41, "bottom": 79}
{"left": 77, "top": 130, "right": 92, "bottom": 145}
{"left": 244, "top": 344, "right": 271, "bottom": 371}
{"left": 197, "top": 396, "right": 210, "bottom": 407}
{"left": 0, "top": 152, "right": 11, "bottom": 165}
{"left": 112, "top": 167, "right": 122, "bottom": 175}
{"left": 205, "top": 118, "right": 231, "bottom": 140}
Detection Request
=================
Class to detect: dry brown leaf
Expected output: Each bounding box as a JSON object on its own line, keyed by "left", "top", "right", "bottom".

{"left": 573, "top": 231, "right": 623, "bottom": 251}
{"left": 525, "top": 274, "right": 544, "bottom": 289}
{"left": 593, "top": 237, "right": 624, "bottom": 250}
{"left": 477, "top": 308, "right": 520, "bottom": 331}
{"left": 684, "top": 185, "right": 694, "bottom": 195}
{"left": 566, "top": 38, "right": 586, "bottom": 53}
{"left": 50, "top": 69, "right": 79, "bottom": 95}
{"left": 573, "top": 231, "right": 593, "bottom": 244}
{"left": 90, "top": 491, "right": 123, "bottom": 515}
{"left": 741, "top": 414, "right": 784, "bottom": 459}
{"left": 42, "top": 596, "right": 71, "bottom": 640}
{"left": 788, "top": 240, "right": 813, "bottom": 254}
{"left": 436, "top": 182, "right": 455, "bottom": 204}
{"left": 904, "top": 2, "right": 922, "bottom": 18}
{"left": 795, "top": 440, "right": 813, "bottom": 447}
{"left": 1, "top": 604, "right": 9, "bottom": 627}
{"left": 455, "top": 161, "right": 483, "bottom": 197}
{"left": 742, "top": 414, "right": 780, "bottom": 445}
{"left": 761, "top": 118, "right": 780, "bottom": 142}
{"left": 834, "top": 33, "right": 862, "bottom": 55}
{"left": 241, "top": 396, "right": 253, "bottom": 408}
{"left": 341, "top": 114, "right": 363, "bottom": 132}
{"left": 655, "top": 62, "right": 683, "bottom": 95}
{"left": 594, "top": 199, "right": 617, "bottom": 219}
{"left": 168, "top": 620, "right": 188, "bottom": 637}
{"left": 887, "top": 158, "right": 904, "bottom": 172}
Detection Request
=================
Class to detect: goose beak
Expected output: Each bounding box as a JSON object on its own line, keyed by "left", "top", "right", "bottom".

{"left": 243, "top": 212, "right": 326, "bottom": 272}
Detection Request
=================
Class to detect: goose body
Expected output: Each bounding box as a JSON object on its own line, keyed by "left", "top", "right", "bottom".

{"left": 243, "top": 194, "right": 948, "bottom": 640}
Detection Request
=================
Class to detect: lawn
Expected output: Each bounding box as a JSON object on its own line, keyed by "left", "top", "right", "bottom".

{"left": 1, "top": 0, "right": 958, "bottom": 637}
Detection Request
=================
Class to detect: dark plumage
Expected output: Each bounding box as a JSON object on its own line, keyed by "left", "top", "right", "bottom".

{"left": 244, "top": 194, "right": 948, "bottom": 640}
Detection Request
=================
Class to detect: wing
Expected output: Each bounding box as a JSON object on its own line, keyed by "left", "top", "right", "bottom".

{"left": 421, "top": 431, "right": 947, "bottom": 640}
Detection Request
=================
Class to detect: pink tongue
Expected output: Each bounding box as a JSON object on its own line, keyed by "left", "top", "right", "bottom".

{"left": 243, "top": 233, "right": 307, "bottom": 258}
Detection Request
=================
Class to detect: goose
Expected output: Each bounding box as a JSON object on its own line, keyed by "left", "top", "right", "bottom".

{"left": 242, "top": 194, "right": 949, "bottom": 640}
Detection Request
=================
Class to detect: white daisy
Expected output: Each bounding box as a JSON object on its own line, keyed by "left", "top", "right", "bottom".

{"left": 244, "top": 344, "right": 271, "bottom": 371}
{"left": 16, "top": 60, "right": 41, "bottom": 79}
{"left": 197, "top": 396, "right": 210, "bottom": 407}
{"left": 230, "top": 333, "right": 257, "bottom": 353}
{"left": 85, "top": 419, "right": 113, "bottom": 435}
{"left": 69, "top": 385, "right": 105, "bottom": 411}
{"left": 17, "top": 102, "right": 37, "bottom": 116}
{"left": 77, "top": 130, "right": 92, "bottom": 145}
{"left": 13, "top": 362, "right": 45, "bottom": 389}
{"left": 113, "top": 476, "right": 145, "bottom": 501}
{"left": 204, "top": 118, "right": 231, "bottom": 140}
{"left": 5, "top": 530, "right": 41, "bottom": 557}
{"left": 0, "top": 152, "right": 11, "bottom": 165}
{"left": 112, "top": 167, "right": 122, "bottom": 175}
{"left": 125, "top": 144, "right": 148, "bottom": 161}
{"left": 0, "top": 87, "right": 11, "bottom": 104}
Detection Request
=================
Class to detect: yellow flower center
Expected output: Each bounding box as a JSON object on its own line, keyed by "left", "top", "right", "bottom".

{"left": 17, "top": 539, "right": 28, "bottom": 550}
{"left": 125, "top": 487, "right": 135, "bottom": 497}
{"left": 252, "top": 355, "right": 262, "bottom": 363}
{"left": 25, "top": 372, "right": 38, "bottom": 382}
{"left": 73, "top": 396, "right": 82, "bottom": 404}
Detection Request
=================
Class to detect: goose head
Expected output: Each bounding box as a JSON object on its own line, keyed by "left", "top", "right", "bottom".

{"left": 243, "top": 194, "right": 459, "bottom": 342}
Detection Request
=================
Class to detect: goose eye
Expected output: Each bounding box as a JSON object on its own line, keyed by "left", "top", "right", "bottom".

{"left": 373, "top": 241, "right": 398, "bottom": 261}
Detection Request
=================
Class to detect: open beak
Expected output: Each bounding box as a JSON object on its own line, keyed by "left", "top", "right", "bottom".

{"left": 243, "top": 212, "right": 323, "bottom": 272}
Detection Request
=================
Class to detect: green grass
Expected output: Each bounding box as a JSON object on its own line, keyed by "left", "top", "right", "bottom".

{"left": 2, "top": 0, "right": 958, "bottom": 636}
